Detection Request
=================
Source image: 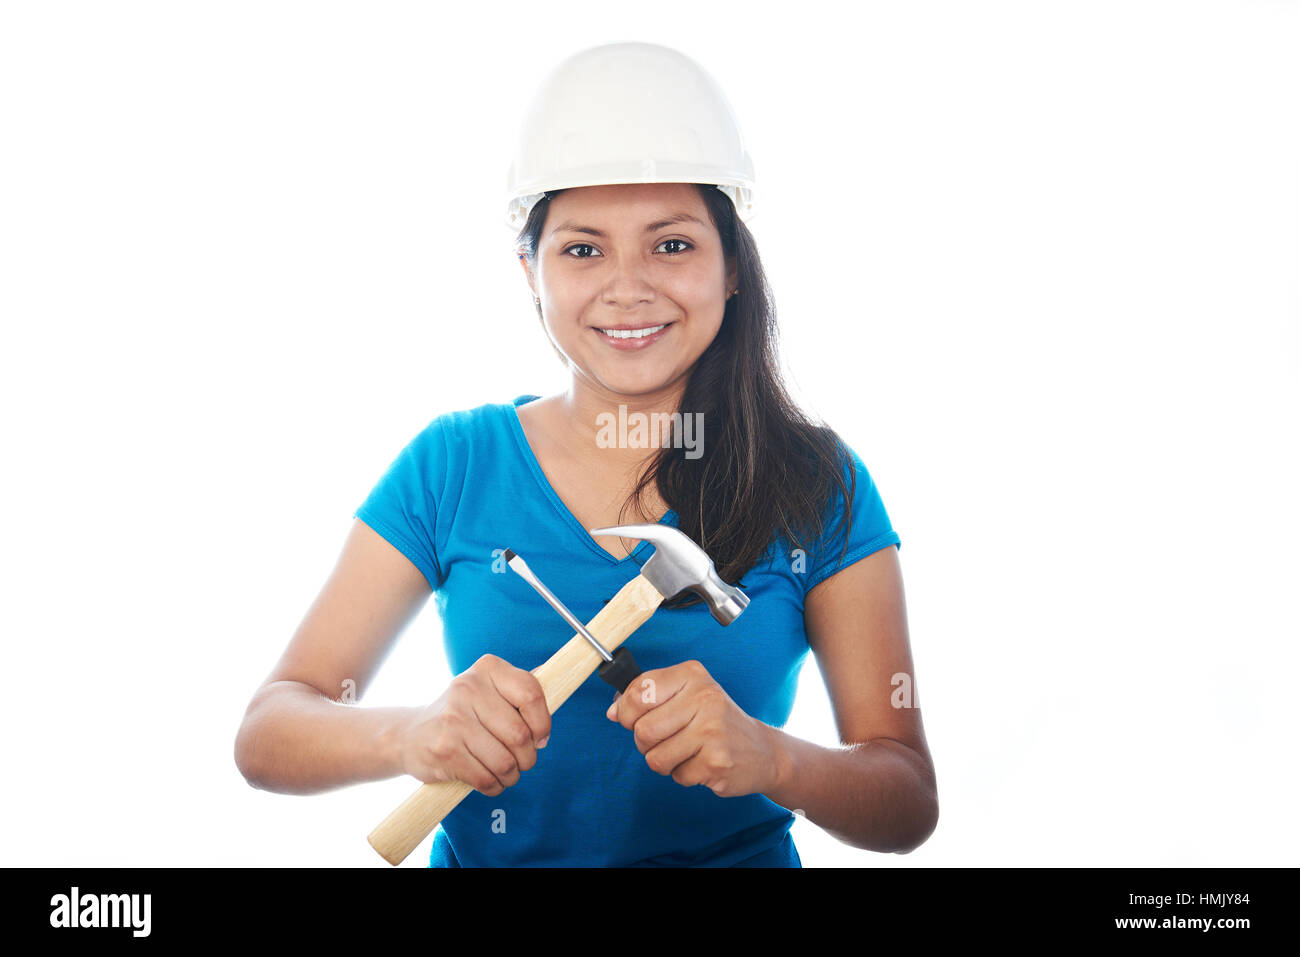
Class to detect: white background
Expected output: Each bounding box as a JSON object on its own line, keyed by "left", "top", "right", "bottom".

{"left": 2, "top": 0, "right": 1296, "bottom": 867}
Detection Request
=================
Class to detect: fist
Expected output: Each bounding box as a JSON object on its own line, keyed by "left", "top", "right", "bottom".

{"left": 605, "top": 659, "right": 780, "bottom": 798}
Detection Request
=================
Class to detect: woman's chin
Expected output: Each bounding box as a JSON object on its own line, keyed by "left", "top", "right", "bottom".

{"left": 589, "top": 364, "right": 683, "bottom": 399}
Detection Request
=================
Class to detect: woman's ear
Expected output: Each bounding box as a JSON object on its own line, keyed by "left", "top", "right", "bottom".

{"left": 518, "top": 253, "right": 537, "bottom": 298}
{"left": 726, "top": 256, "right": 739, "bottom": 296}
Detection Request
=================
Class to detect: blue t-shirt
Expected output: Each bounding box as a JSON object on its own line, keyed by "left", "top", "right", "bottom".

{"left": 353, "top": 395, "right": 901, "bottom": 867}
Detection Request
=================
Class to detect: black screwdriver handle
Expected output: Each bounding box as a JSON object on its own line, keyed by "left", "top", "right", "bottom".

{"left": 597, "top": 646, "right": 642, "bottom": 694}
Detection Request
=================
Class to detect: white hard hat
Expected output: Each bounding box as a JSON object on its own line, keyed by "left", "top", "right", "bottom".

{"left": 505, "top": 42, "right": 756, "bottom": 230}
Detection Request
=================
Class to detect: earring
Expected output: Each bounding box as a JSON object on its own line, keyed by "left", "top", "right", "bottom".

{"left": 534, "top": 296, "right": 541, "bottom": 304}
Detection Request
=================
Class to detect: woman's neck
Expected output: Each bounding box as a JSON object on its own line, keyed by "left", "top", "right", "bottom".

{"left": 547, "top": 380, "right": 686, "bottom": 472}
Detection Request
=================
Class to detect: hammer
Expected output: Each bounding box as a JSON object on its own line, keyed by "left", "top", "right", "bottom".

{"left": 366, "top": 522, "right": 750, "bottom": 865}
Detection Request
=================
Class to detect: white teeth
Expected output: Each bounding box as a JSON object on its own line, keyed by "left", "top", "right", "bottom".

{"left": 599, "top": 324, "right": 667, "bottom": 340}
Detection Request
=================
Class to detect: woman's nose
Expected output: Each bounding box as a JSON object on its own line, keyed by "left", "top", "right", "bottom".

{"left": 601, "top": 272, "right": 656, "bottom": 308}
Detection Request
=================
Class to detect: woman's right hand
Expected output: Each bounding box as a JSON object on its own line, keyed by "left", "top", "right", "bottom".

{"left": 398, "top": 654, "right": 552, "bottom": 796}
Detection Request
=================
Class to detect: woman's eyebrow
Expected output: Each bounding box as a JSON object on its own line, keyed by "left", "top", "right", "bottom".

{"left": 549, "top": 212, "right": 706, "bottom": 238}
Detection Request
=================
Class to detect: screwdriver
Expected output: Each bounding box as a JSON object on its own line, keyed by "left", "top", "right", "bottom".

{"left": 503, "top": 548, "right": 643, "bottom": 693}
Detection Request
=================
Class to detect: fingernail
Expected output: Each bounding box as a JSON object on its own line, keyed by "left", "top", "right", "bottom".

{"left": 537, "top": 736, "right": 549, "bottom": 749}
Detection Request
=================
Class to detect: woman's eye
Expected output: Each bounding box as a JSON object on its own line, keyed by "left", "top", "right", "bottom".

{"left": 562, "top": 240, "right": 692, "bottom": 257}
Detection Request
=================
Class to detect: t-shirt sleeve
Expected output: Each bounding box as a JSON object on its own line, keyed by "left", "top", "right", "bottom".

{"left": 352, "top": 417, "right": 447, "bottom": 591}
{"left": 801, "top": 440, "right": 901, "bottom": 594}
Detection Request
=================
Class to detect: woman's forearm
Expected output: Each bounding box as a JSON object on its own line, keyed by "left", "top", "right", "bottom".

{"left": 234, "top": 680, "right": 419, "bottom": 795}
{"left": 761, "top": 728, "right": 939, "bottom": 854}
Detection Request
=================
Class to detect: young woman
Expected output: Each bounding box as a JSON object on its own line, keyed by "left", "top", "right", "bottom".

{"left": 234, "top": 42, "right": 937, "bottom": 867}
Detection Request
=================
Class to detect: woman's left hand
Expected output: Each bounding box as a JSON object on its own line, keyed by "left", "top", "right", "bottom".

{"left": 605, "top": 659, "right": 783, "bottom": 798}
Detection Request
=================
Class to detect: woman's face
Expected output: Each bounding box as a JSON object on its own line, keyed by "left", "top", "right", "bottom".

{"left": 522, "top": 182, "right": 737, "bottom": 400}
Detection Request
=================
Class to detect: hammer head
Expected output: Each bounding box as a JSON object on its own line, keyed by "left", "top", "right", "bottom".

{"left": 588, "top": 523, "right": 750, "bottom": 625}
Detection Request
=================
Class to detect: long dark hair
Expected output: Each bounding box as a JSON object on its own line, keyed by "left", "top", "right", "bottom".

{"left": 515, "top": 184, "right": 855, "bottom": 600}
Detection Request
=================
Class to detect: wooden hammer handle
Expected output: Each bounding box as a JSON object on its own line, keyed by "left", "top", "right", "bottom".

{"left": 366, "top": 573, "right": 664, "bottom": 865}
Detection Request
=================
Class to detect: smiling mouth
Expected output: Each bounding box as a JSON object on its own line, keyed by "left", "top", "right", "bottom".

{"left": 594, "top": 323, "right": 671, "bottom": 340}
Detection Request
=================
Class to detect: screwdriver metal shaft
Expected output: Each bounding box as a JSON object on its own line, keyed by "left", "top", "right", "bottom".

{"left": 503, "top": 549, "right": 613, "bottom": 663}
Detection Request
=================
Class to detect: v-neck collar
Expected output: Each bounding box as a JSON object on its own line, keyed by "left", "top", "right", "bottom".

{"left": 506, "top": 394, "right": 677, "bottom": 566}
